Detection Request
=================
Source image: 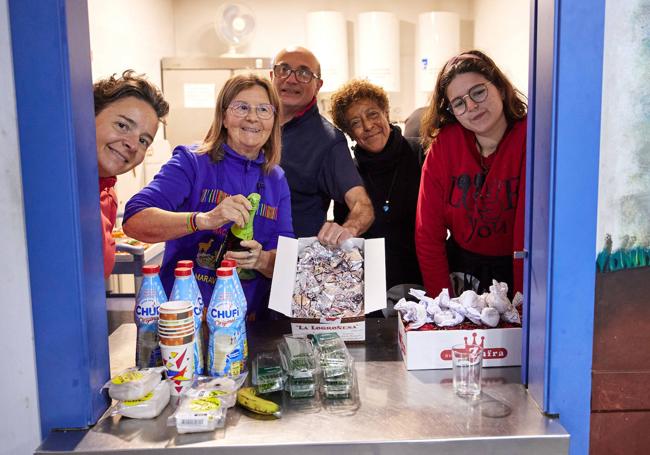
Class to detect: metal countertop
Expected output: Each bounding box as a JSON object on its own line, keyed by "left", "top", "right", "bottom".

{"left": 37, "top": 318, "right": 568, "bottom": 455}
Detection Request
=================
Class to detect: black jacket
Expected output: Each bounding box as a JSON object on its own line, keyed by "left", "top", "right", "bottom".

{"left": 335, "top": 125, "right": 424, "bottom": 289}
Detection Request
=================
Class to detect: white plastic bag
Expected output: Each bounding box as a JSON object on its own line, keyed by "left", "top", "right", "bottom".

{"left": 112, "top": 380, "right": 170, "bottom": 419}
{"left": 106, "top": 367, "right": 165, "bottom": 401}
{"left": 168, "top": 389, "right": 227, "bottom": 433}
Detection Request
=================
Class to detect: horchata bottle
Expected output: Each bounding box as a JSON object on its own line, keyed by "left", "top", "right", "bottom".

{"left": 206, "top": 267, "right": 246, "bottom": 377}
{"left": 134, "top": 264, "right": 167, "bottom": 368}
{"left": 214, "top": 192, "right": 261, "bottom": 280}
{"left": 171, "top": 266, "right": 205, "bottom": 375}
{"left": 221, "top": 259, "right": 248, "bottom": 364}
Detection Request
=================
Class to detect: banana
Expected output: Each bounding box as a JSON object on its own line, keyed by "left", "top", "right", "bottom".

{"left": 236, "top": 387, "right": 282, "bottom": 418}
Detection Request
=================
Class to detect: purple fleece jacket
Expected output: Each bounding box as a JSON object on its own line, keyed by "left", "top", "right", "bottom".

{"left": 124, "top": 144, "right": 294, "bottom": 317}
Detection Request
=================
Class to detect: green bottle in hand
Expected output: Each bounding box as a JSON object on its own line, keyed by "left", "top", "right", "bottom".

{"left": 214, "top": 193, "right": 260, "bottom": 280}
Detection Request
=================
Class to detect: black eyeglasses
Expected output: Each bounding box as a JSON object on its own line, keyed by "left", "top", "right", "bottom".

{"left": 227, "top": 101, "right": 276, "bottom": 120}
{"left": 273, "top": 64, "right": 320, "bottom": 84}
{"left": 447, "top": 82, "right": 491, "bottom": 116}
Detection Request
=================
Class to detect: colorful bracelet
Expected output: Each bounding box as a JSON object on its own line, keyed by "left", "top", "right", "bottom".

{"left": 186, "top": 212, "right": 199, "bottom": 233}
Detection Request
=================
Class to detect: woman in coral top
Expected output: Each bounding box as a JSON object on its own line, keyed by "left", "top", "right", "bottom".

{"left": 94, "top": 70, "right": 169, "bottom": 278}
{"left": 415, "top": 50, "right": 528, "bottom": 298}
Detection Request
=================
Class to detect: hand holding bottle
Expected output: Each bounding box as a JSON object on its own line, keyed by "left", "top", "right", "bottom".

{"left": 226, "top": 239, "right": 264, "bottom": 269}
{"left": 196, "top": 195, "right": 252, "bottom": 230}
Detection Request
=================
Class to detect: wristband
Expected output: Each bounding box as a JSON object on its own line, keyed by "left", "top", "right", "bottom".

{"left": 186, "top": 212, "right": 199, "bottom": 233}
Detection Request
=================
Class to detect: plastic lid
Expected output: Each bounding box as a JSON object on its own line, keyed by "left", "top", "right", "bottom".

{"left": 142, "top": 264, "right": 160, "bottom": 275}
{"left": 216, "top": 267, "right": 233, "bottom": 277}
{"left": 221, "top": 259, "right": 237, "bottom": 268}
{"left": 174, "top": 267, "right": 192, "bottom": 277}
{"left": 177, "top": 260, "right": 194, "bottom": 269}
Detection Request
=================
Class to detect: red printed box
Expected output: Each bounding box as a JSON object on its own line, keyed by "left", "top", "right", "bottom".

{"left": 397, "top": 316, "right": 522, "bottom": 370}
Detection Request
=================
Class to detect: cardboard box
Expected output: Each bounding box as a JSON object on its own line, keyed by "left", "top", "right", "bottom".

{"left": 397, "top": 315, "right": 522, "bottom": 370}
{"left": 269, "top": 236, "right": 387, "bottom": 341}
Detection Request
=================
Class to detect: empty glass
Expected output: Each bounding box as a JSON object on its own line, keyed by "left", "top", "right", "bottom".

{"left": 451, "top": 344, "right": 483, "bottom": 398}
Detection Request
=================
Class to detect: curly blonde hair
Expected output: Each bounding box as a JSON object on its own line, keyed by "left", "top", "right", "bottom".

{"left": 329, "top": 79, "right": 390, "bottom": 136}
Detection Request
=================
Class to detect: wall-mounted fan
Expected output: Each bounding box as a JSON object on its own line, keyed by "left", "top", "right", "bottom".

{"left": 215, "top": 3, "right": 256, "bottom": 57}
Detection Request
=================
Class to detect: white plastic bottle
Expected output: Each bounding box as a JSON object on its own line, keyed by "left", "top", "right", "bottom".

{"left": 134, "top": 264, "right": 167, "bottom": 368}
{"left": 206, "top": 267, "right": 246, "bottom": 377}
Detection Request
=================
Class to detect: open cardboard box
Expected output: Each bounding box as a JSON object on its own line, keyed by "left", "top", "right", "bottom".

{"left": 397, "top": 315, "right": 522, "bottom": 370}
{"left": 269, "top": 236, "right": 387, "bottom": 341}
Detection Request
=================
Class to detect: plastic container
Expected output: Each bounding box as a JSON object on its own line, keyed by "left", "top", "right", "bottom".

{"left": 252, "top": 351, "right": 285, "bottom": 394}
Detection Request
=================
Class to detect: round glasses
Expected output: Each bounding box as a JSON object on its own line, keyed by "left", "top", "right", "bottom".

{"left": 273, "top": 64, "right": 320, "bottom": 84}
{"left": 447, "top": 82, "right": 491, "bottom": 116}
{"left": 227, "top": 101, "right": 276, "bottom": 120}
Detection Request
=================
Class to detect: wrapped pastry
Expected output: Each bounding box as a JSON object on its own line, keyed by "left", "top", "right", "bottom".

{"left": 292, "top": 239, "right": 364, "bottom": 319}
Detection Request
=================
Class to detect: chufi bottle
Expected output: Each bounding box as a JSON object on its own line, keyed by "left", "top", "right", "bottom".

{"left": 171, "top": 266, "right": 205, "bottom": 375}
{"left": 206, "top": 267, "right": 246, "bottom": 377}
{"left": 134, "top": 264, "right": 167, "bottom": 368}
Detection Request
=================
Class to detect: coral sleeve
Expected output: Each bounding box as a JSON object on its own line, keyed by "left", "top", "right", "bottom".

{"left": 99, "top": 180, "right": 118, "bottom": 279}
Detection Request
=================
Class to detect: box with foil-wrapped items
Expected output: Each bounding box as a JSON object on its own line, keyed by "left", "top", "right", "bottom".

{"left": 269, "top": 236, "right": 387, "bottom": 341}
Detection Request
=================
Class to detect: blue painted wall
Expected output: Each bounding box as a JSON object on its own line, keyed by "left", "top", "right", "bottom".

{"left": 8, "top": 0, "right": 110, "bottom": 437}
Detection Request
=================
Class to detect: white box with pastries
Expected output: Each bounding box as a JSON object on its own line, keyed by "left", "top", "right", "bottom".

{"left": 397, "top": 315, "right": 522, "bottom": 370}
{"left": 269, "top": 236, "right": 387, "bottom": 341}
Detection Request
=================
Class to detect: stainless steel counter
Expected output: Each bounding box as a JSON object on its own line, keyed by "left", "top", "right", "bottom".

{"left": 37, "top": 319, "right": 568, "bottom": 455}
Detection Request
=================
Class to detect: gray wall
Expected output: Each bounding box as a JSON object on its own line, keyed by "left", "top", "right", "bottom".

{"left": 0, "top": 0, "right": 42, "bottom": 452}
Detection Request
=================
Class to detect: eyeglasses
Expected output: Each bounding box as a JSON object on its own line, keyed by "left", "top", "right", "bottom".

{"left": 227, "top": 101, "right": 276, "bottom": 120}
{"left": 273, "top": 63, "right": 320, "bottom": 84}
{"left": 447, "top": 82, "right": 491, "bottom": 116}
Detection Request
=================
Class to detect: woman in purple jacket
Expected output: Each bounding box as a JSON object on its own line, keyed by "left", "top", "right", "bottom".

{"left": 123, "top": 74, "right": 294, "bottom": 319}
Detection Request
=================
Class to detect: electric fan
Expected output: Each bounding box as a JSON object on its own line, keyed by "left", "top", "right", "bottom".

{"left": 215, "top": 3, "right": 256, "bottom": 57}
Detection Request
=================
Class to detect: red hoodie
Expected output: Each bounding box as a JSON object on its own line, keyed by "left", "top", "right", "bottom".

{"left": 99, "top": 176, "right": 118, "bottom": 279}
{"left": 415, "top": 119, "right": 526, "bottom": 297}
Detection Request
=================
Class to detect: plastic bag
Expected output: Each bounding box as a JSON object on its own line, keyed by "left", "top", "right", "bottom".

{"left": 112, "top": 380, "right": 170, "bottom": 419}
{"left": 168, "top": 388, "right": 227, "bottom": 433}
{"left": 105, "top": 367, "right": 165, "bottom": 401}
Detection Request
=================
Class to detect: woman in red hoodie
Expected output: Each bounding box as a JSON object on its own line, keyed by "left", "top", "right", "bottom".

{"left": 94, "top": 70, "right": 169, "bottom": 278}
{"left": 415, "top": 50, "right": 527, "bottom": 298}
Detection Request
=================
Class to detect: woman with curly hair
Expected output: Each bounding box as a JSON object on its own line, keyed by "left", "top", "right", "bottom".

{"left": 330, "top": 79, "right": 423, "bottom": 289}
{"left": 416, "top": 50, "right": 528, "bottom": 298}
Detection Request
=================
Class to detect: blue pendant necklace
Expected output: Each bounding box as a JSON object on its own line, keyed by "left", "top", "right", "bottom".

{"left": 376, "top": 166, "right": 400, "bottom": 213}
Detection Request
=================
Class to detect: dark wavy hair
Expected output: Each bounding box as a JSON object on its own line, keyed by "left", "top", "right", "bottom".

{"left": 93, "top": 69, "right": 169, "bottom": 121}
{"left": 329, "top": 79, "right": 389, "bottom": 136}
{"left": 420, "top": 50, "right": 527, "bottom": 150}
{"left": 197, "top": 74, "right": 281, "bottom": 174}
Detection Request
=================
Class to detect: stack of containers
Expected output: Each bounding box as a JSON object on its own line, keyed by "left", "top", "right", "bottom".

{"left": 171, "top": 266, "right": 205, "bottom": 375}
{"left": 312, "top": 333, "right": 355, "bottom": 399}
{"left": 279, "top": 336, "right": 318, "bottom": 398}
{"left": 158, "top": 300, "right": 195, "bottom": 395}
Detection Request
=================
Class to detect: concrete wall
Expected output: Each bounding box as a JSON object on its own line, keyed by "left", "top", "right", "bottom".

{"left": 0, "top": 0, "right": 41, "bottom": 453}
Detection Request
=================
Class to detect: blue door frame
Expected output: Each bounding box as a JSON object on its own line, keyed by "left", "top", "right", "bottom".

{"left": 526, "top": 0, "right": 605, "bottom": 454}
{"left": 8, "top": 0, "right": 110, "bottom": 438}
{"left": 10, "top": 0, "right": 605, "bottom": 452}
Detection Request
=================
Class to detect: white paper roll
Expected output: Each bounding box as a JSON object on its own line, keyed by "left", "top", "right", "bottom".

{"left": 306, "top": 11, "right": 349, "bottom": 93}
{"left": 416, "top": 12, "right": 460, "bottom": 105}
{"left": 356, "top": 12, "right": 400, "bottom": 92}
